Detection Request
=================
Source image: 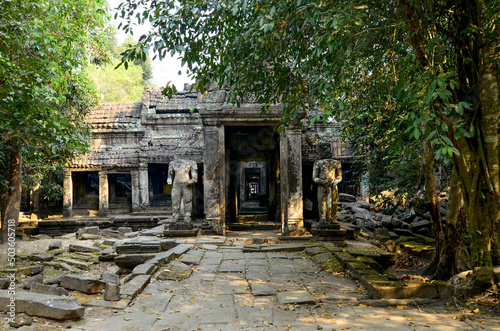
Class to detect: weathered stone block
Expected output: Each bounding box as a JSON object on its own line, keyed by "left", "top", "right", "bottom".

{"left": 69, "top": 244, "right": 100, "bottom": 253}
{"left": 22, "top": 274, "right": 43, "bottom": 289}
{"left": 31, "top": 283, "right": 69, "bottom": 296}
{"left": 60, "top": 275, "right": 104, "bottom": 294}
{"left": 156, "top": 261, "right": 192, "bottom": 281}
{"left": 114, "top": 254, "right": 155, "bottom": 268}
{"left": 103, "top": 283, "right": 120, "bottom": 301}
{"left": 48, "top": 240, "right": 62, "bottom": 251}
{"left": 101, "top": 272, "right": 120, "bottom": 285}
{"left": 0, "top": 290, "right": 85, "bottom": 320}
{"left": 121, "top": 275, "right": 151, "bottom": 299}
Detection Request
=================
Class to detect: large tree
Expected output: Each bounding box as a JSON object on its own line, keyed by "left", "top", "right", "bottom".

{"left": 117, "top": 0, "right": 499, "bottom": 282}
{"left": 0, "top": 0, "right": 109, "bottom": 243}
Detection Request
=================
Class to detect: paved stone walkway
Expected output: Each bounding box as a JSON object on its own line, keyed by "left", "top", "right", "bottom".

{"left": 8, "top": 235, "right": 500, "bottom": 330}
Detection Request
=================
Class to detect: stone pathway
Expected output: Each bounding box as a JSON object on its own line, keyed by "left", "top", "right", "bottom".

{"left": 5, "top": 235, "right": 500, "bottom": 330}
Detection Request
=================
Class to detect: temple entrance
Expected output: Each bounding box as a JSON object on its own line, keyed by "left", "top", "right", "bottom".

{"left": 72, "top": 171, "right": 99, "bottom": 214}
{"left": 148, "top": 163, "right": 171, "bottom": 206}
{"left": 225, "top": 126, "right": 280, "bottom": 223}
{"left": 108, "top": 173, "right": 132, "bottom": 213}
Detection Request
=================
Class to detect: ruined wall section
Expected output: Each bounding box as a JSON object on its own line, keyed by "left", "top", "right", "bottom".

{"left": 140, "top": 86, "right": 204, "bottom": 165}
{"left": 72, "top": 102, "right": 143, "bottom": 170}
{"left": 301, "top": 110, "right": 351, "bottom": 162}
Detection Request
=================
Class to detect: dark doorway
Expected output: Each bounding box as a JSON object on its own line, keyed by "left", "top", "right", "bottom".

{"left": 72, "top": 171, "right": 99, "bottom": 212}
{"left": 148, "top": 163, "right": 170, "bottom": 206}
{"left": 225, "top": 126, "right": 280, "bottom": 223}
{"left": 109, "top": 173, "right": 132, "bottom": 212}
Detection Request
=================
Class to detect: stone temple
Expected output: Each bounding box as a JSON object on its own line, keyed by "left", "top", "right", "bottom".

{"left": 61, "top": 84, "right": 356, "bottom": 235}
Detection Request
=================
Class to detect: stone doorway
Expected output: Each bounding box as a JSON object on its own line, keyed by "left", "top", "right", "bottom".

{"left": 225, "top": 126, "right": 280, "bottom": 223}
{"left": 108, "top": 173, "right": 132, "bottom": 213}
{"left": 72, "top": 171, "right": 99, "bottom": 214}
{"left": 148, "top": 163, "right": 171, "bottom": 206}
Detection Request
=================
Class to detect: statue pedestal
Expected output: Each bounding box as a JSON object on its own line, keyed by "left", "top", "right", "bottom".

{"left": 163, "top": 220, "right": 198, "bottom": 237}
{"left": 309, "top": 221, "right": 347, "bottom": 245}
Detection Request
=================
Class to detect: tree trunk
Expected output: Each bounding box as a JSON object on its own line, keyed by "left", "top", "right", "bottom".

{"left": 433, "top": 165, "right": 468, "bottom": 279}
{"left": 421, "top": 140, "right": 444, "bottom": 277}
{"left": 0, "top": 143, "right": 22, "bottom": 244}
{"left": 476, "top": 0, "right": 500, "bottom": 266}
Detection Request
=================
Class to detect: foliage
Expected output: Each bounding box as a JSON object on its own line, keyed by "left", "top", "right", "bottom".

{"left": 0, "top": 0, "right": 109, "bottom": 225}
{"left": 118, "top": 0, "right": 500, "bottom": 271}
{"left": 87, "top": 34, "right": 153, "bottom": 103}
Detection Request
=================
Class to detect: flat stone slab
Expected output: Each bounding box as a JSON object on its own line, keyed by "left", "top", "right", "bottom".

{"left": 179, "top": 253, "right": 203, "bottom": 265}
{"left": 69, "top": 244, "right": 100, "bottom": 253}
{"left": 0, "top": 290, "right": 84, "bottom": 320}
{"left": 276, "top": 290, "right": 317, "bottom": 304}
{"left": 249, "top": 280, "right": 275, "bottom": 296}
{"left": 54, "top": 258, "right": 91, "bottom": 270}
{"left": 31, "top": 283, "right": 69, "bottom": 296}
{"left": 156, "top": 261, "right": 193, "bottom": 280}
{"left": 121, "top": 275, "right": 151, "bottom": 300}
{"left": 219, "top": 260, "right": 245, "bottom": 273}
{"left": 114, "top": 254, "right": 155, "bottom": 268}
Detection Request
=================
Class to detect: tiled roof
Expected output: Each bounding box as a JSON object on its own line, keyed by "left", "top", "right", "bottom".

{"left": 87, "top": 102, "right": 142, "bottom": 129}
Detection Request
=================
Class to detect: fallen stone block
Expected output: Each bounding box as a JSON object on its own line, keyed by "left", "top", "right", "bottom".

{"left": 103, "top": 283, "right": 120, "bottom": 301}
{"left": 0, "top": 278, "right": 11, "bottom": 289}
{"left": 156, "top": 261, "right": 192, "bottom": 281}
{"left": 54, "top": 258, "right": 91, "bottom": 270}
{"left": 45, "top": 275, "right": 65, "bottom": 285}
{"left": 0, "top": 290, "right": 85, "bottom": 320}
{"left": 121, "top": 275, "right": 151, "bottom": 300}
{"left": 48, "top": 240, "right": 62, "bottom": 251}
{"left": 114, "top": 254, "right": 155, "bottom": 268}
{"left": 60, "top": 275, "right": 104, "bottom": 294}
{"left": 411, "top": 219, "right": 432, "bottom": 231}
{"left": 339, "top": 193, "right": 356, "bottom": 202}
{"left": 101, "top": 272, "right": 120, "bottom": 285}
{"left": 131, "top": 262, "right": 158, "bottom": 276}
{"left": 77, "top": 226, "right": 101, "bottom": 237}
{"left": 31, "top": 283, "right": 69, "bottom": 296}
{"left": 44, "top": 261, "right": 80, "bottom": 273}
{"left": 69, "top": 244, "right": 100, "bottom": 253}
{"left": 30, "top": 253, "right": 54, "bottom": 262}
{"left": 22, "top": 274, "right": 43, "bottom": 289}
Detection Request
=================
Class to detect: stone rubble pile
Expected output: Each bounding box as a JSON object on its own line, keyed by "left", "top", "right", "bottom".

{"left": 334, "top": 192, "right": 443, "bottom": 242}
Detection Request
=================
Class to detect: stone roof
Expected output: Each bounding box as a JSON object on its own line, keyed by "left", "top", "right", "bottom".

{"left": 88, "top": 102, "right": 142, "bottom": 129}
{"left": 72, "top": 149, "right": 140, "bottom": 169}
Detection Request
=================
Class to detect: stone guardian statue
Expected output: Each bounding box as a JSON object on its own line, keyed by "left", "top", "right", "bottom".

{"left": 313, "top": 159, "right": 342, "bottom": 222}
{"left": 167, "top": 159, "right": 198, "bottom": 225}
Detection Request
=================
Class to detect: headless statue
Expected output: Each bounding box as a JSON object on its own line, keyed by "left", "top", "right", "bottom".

{"left": 313, "top": 159, "right": 342, "bottom": 222}
{"left": 167, "top": 159, "right": 198, "bottom": 225}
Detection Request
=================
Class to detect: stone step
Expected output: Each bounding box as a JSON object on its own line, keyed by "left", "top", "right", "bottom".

{"left": 227, "top": 222, "right": 280, "bottom": 231}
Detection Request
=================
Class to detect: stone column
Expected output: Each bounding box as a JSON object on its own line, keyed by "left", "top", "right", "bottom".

{"left": 202, "top": 120, "right": 225, "bottom": 235}
{"left": 98, "top": 170, "right": 109, "bottom": 216}
{"left": 360, "top": 172, "right": 370, "bottom": 202}
{"left": 63, "top": 168, "right": 73, "bottom": 218}
{"left": 131, "top": 169, "right": 140, "bottom": 212}
{"left": 280, "top": 128, "right": 304, "bottom": 236}
{"left": 138, "top": 166, "right": 149, "bottom": 208}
